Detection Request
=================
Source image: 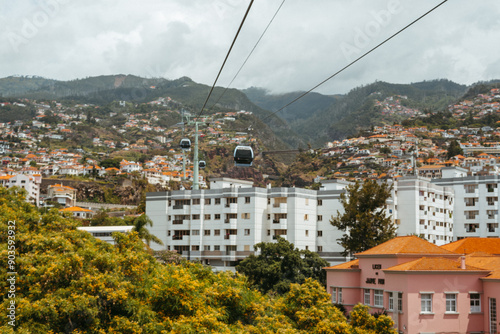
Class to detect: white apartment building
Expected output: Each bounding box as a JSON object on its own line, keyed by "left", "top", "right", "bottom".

{"left": 432, "top": 167, "right": 500, "bottom": 239}
{"left": 146, "top": 176, "right": 460, "bottom": 270}
{"left": 0, "top": 173, "right": 41, "bottom": 206}
{"left": 146, "top": 178, "right": 350, "bottom": 270}
{"left": 391, "top": 176, "right": 454, "bottom": 245}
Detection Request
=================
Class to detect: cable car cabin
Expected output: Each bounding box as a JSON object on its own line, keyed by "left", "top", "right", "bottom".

{"left": 199, "top": 160, "right": 206, "bottom": 169}
{"left": 179, "top": 138, "right": 191, "bottom": 150}
{"left": 233, "top": 146, "right": 254, "bottom": 167}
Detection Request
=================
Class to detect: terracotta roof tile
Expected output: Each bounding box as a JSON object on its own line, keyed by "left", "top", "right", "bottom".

{"left": 356, "top": 236, "right": 456, "bottom": 256}
{"left": 59, "top": 206, "right": 94, "bottom": 213}
{"left": 441, "top": 238, "right": 500, "bottom": 255}
{"left": 385, "top": 257, "right": 486, "bottom": 272}
{"left": 324, "top": 259, "right": 359, "bottom": 270}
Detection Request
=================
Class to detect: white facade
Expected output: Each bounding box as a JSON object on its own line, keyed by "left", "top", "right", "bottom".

{"left": 0, "top": 173, "right": 41, "bottom": 206}
{"left": 78, "top": 226, "right": 134, "bottom": 245}
{"left": 392, "top": 176, "right": 454, "bottom": 245}
{"left": 149, "top": 174, "right": 500, "bottom": 270}
{"left": 146, "top": 178, "right": 349, "bottom": 270}
{"left": 433, "top": 172, "right": 500, "bottom": 239}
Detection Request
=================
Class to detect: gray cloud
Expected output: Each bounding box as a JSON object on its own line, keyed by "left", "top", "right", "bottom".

{"left": 1, "top": 0, "right": 499, "bottom": 94}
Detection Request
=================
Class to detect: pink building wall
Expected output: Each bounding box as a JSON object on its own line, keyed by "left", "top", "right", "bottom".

{"left": 385, "top": 272, "right": 487, "bottom": 334}
{"left": 483, "top": 280, "right": 500, "bottom": 334}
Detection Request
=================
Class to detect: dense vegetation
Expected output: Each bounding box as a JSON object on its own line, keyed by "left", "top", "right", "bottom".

{"left": 331, "top": 179, "right": 396, "bottom": 256}
{"left": 236, "top": 237, "right": 329, "bottom": 295}
{"left": 0, "top": 187, "right": 397, "bottom": 333}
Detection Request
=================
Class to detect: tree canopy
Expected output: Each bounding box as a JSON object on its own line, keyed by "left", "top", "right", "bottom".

{"left": 0, "top": 187, "right": 395, "bottom": 333}
{"left": 330, "top": 179, "right": 396, "bottom": 256}
{"left": 236, "top": 237, "right": 328, "bottom": 295}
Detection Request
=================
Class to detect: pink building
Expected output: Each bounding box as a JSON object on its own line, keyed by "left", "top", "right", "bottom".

{"left": 325, "top": 236, "right": 500, "bottom": 334}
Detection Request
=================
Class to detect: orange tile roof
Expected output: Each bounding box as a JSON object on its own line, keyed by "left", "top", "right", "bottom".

{"left": 356, "top": 236, "right": 456, "bottom": 256}
{"left": 465, "top": 254, "right": 500, "bottom": 279}
{"left": 59, "top": 206, "right": 94, "bottom": 213}
{"left": 50, "top": 184, "right": 76, "bottom": 190}
{"left": 441, "top": 238, "right": 500, "bottom": 255}
{"left": 324, "top": 259, "right": 359, "bottom": 270}
{"left": 385, "top": 257, "right": 486, "bottom": 272}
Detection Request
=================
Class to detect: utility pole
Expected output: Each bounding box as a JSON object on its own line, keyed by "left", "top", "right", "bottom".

{"left": 193, "top": 122, "right": 199, "bottom": 190}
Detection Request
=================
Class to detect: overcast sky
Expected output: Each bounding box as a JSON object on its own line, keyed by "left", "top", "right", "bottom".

{"left": 1, "top": 0, "right": 499, "bottom": 94}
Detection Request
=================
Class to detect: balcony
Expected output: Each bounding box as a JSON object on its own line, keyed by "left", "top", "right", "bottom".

{"left": 272, "top": 203, "right": 288, "bottom": 213}
{"left": 172, "top": 235, "right": 183, "bottom": 240}
{"left": 172, "top": 220, "right": 184, "bottom": 225}
{"left": 224, "top": 218, "right": 237, "bottom": 228}
{"left": 487, "top": 223, "right": 498, "bottom": 232}
{"left": 173, "top": 204, "right": 183, "bottom": 209}
{"left": 272, "top": 235, "right": 287, "bottom": 240}
{"left": 223, "top": 203, "right": 238, "bottom": 213}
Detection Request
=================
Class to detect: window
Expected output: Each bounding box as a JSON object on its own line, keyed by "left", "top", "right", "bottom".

{"left": 470, "top": 293, "right": 481, "bottom": 313}
{"left": 446, "top": 294, "right": 457, "bottom": 313}
{"left": 192, "top": 230, "right": 200, "bottom": 236}
{"left": 214, "top": 214, "right": 221, "bottom": 220}
{"left": 317, "top": 230, "right": 323, "bottom": 237}
{"left": 168, "top": 215, "right": 171, "bottom": 221}
{"left": 331, "top": 287, "right": 337, "bottom": 303}
{"left": 168, "top": 230, "right": 171, "bottom": 236}
{"left": 205, "top": 198, "right": 211, "bottom": 205}
{"left": 305, "top": 230, "right": 309, "bottom": 236}
{"left": 398, "top": 292, "right": 403, "bottom": 312}
{"left": 364, "top": 289, "right": 371, "bottom": 305}
{"left": 192, "top": 214, "right": 200, "bottom": 220}
{"left": 317, "top": 246, "right": 323, "bottom": 252}
{"left": 244, "top": 229, "right": 250, "bottom": 236}
{"left": 192, "top": 245, "right": 199, "bottom": 251}
{"left": 204, "top": 245, "right": 210, "bottom": 251}
{"left": 267, "top": 214, "right": 271, "bottom": 220}
{"left": 204, "top": 230, "right": 210, "bottom": 236}
{"left": 304, "top": 214, "right": 309, "bottom": 221}
{"left": 192, "top": 198, "right": 200, "bottom": 205}
{"left": 305, "top": 198, "right": 309, "bottom": 205}
{"left": 226, "top": 197, "right": 237, "bottom": 205}
{"left": 267, "top": 198, "right": 271, "bottom": 205}
{"left": 465, "top": 211, "right": 479, "bottom": 219}
{"left": 245, "top": 197, "right": 250, "bottom": 203}
{"left": 465, "top": 184, "right": 477, "bottom": 193}
{"left": 317, "top": 215, "right": 323, "bottom": 221}
{"left": 241, "top": 213, "right": 250, "bottom": 219}
{"left": 318, "top": 199, "right": 323, "bottom": 206}
{"left": 214, "top": 245, "right": 220, "bottom": 251}
{"left": 267, "top": 229, "right": 271, "bottom": 236}
{"left": 388, "top": 292, "right": 394, "bottom": 311}
{"left": 215, "top": 198, "right": 221, "bottom": 205}
{"left": 421, "top": 293, "right": 432, "bottom": 313}
{"left": 204, "top": 214, "right": 211, "bottom": 220}
{"left": 214, "top": 230, "right": 220, "bottom": 236}
{"left": 374, "top": 290, "right": 383, "bottom": 307}
{"left": 226, "top": 229, "right": 237, "bottom": 235}
{"left": 338, "top": 288, "right": 342, "bottom": 304}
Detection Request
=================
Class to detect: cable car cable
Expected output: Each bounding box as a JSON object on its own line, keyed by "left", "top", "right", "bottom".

{"left": 196, "top": 0, "right": 255, "bottom": 120}
{"left": 255, "top": 0, "right": 448, "bottom": 125}
{"left": 207, "top": 0, "right": 287, "bottom": 111}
